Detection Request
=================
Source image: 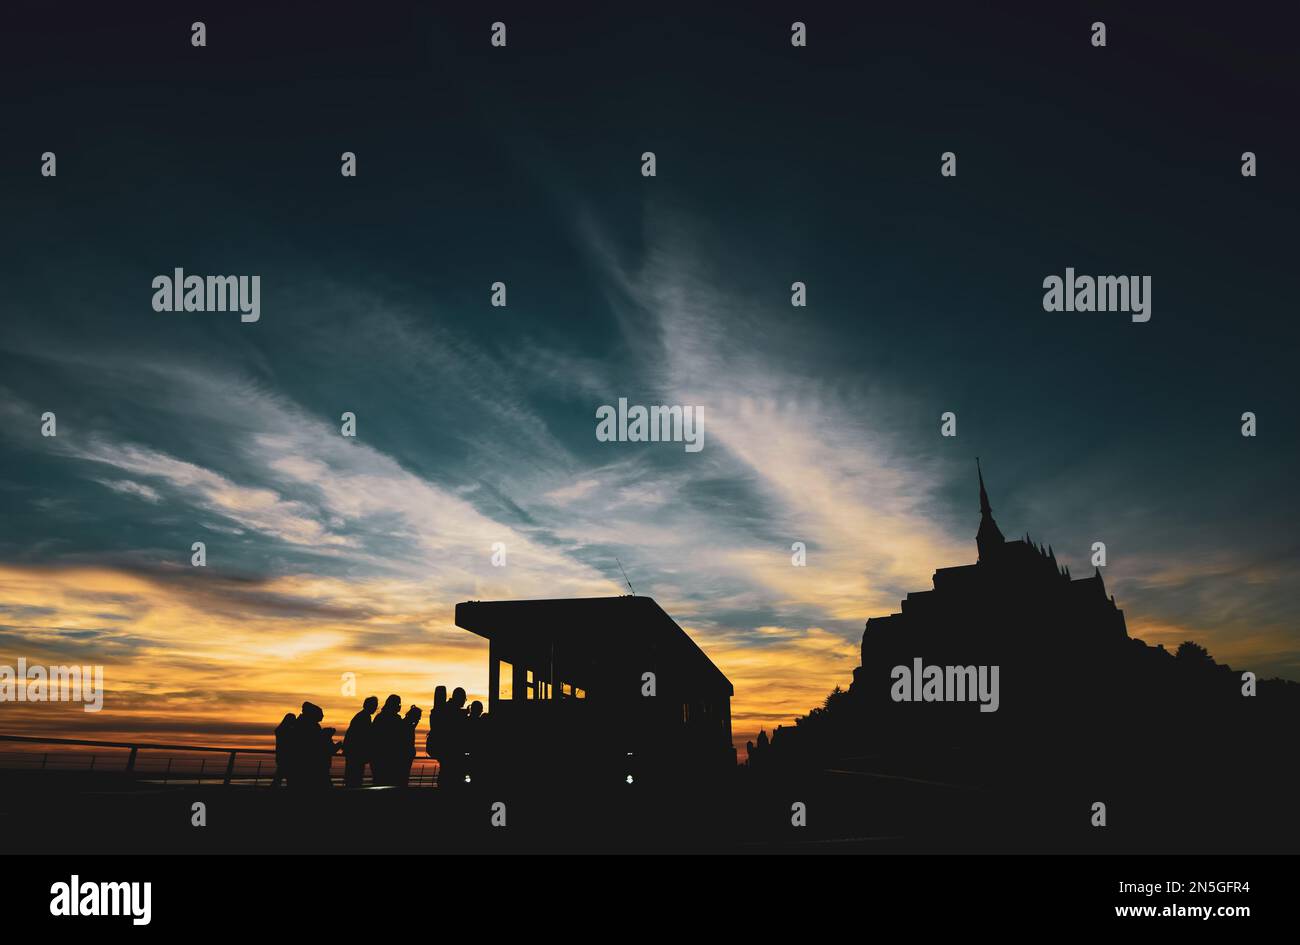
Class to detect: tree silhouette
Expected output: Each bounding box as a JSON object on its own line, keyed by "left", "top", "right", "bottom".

{"left": 1175, "top": 640, "right": 1214, "bottom": 665}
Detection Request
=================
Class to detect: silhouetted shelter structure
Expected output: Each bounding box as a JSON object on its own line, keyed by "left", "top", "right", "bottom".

{"left": 455, "top": 596, "right": 735, "bottom": 787}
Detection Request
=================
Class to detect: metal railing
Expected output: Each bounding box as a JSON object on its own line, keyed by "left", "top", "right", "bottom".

{"left": 0, "top": 733, "right": 275, "bottom": 785}
{"left": 0, "top": 733, "right": 441, "bottom": 787}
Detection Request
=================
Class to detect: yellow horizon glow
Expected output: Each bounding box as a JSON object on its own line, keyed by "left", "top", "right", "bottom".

{"left": 0, "top": 560, "right": 1290, "bottom": 763}
{"left": 0, "top": 561, "right": 860, "bottom": 760}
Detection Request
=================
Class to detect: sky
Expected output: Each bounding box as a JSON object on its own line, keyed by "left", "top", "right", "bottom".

{"left": 0, "top": 3, "right": 1297, "bottom": 756}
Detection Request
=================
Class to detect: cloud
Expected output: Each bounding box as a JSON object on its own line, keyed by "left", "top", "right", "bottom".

{"left": 94, "top": 479, "right": 163, "bottom": 503}
{"left": 73, "top": 439, "right": 345, "bottom": 549}
{"left": 561, "top": 214, "right": 973, "bottom": 622}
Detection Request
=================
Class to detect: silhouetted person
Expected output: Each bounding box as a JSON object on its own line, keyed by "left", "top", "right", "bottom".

{"left": 425, "top": 687, "right": 447, "bottom": 761}
{"left": 439, "top": 688, "right": 469, "bottom": 789}
{"left": 747, "top": 729, "right": 770, "bottom": 772}
{"left": 465, "top": 700, "right": 485, "bottom": 784}
{"left": 398, "top": 705, "right": 423, "bottom": 787}
{"left": 343, "top": 696, "right": 379, "bottom": 788}
{"left": 369, "top": 694, "right": 404, "bottom": 786}
{"left": 272, "top": 712, "right": 296, "bottom": 788}
{"left": 291, "top": 702, "right": 337, "bottom": 790}
{"left": 319, "top": 725, "right": 341, "bottom": 786}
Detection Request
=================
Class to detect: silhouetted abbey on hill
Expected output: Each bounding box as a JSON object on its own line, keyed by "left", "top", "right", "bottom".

{"left": 850, "top": 459, "right": 1132, "bottom": 739}
{"left": 748, "top": 462, "right": 1299, "bottom": 850}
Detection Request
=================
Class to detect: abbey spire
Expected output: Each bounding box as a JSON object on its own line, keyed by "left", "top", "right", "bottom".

{"left": 976, "top": 458, "right": 1005, "bottom": 562}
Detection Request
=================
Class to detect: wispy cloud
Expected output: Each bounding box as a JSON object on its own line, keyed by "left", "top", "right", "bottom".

{"left": 94, "top": 479, "right": 162, "bottom": 503}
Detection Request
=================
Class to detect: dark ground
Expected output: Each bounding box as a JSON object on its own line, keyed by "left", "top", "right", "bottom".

{"left": 4, "top": 751, "right": 1295, "bottom": 855}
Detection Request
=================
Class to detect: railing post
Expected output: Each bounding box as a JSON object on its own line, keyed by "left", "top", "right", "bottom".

{"left": 254, "top": 759, "right": 262, "bottom": 786}
{"left": 126, "top": 747, "right": 138, "bottom": 773}
{"left": 163, "top": 757, "right": 172, "bottom": 784}
{"left": 41, "top": 753, "right": 48, "bottom": 769}
{"left": 223, "top": 750, "right": 237, "bottom": 786}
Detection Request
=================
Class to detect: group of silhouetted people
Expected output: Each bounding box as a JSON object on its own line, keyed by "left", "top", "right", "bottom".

{"left": 423, "top": 685, "right": 486, "bottom": 789}
{"left": 273, "top": 702, "right": 341, "bottom": 790}
{"left": 272, "top": 687, "right": 486, "bottom": 789}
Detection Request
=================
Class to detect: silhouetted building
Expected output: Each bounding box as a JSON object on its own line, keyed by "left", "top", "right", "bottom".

{"left": 455, "top": 596, "right": 735, "bottom": 787}
{"left": 848, "top": 460, "right": 1129, "bottom": 745}
{"left": 750, "top": 460, "right": 1300, "bottom": 850}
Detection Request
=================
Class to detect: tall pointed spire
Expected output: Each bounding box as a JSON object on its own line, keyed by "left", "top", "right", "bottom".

{"left": 977, "top": 457, "right": 992, "bottom": 517}
{"left": 975, "top": 457, "right": 1005, "bottom": 562}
